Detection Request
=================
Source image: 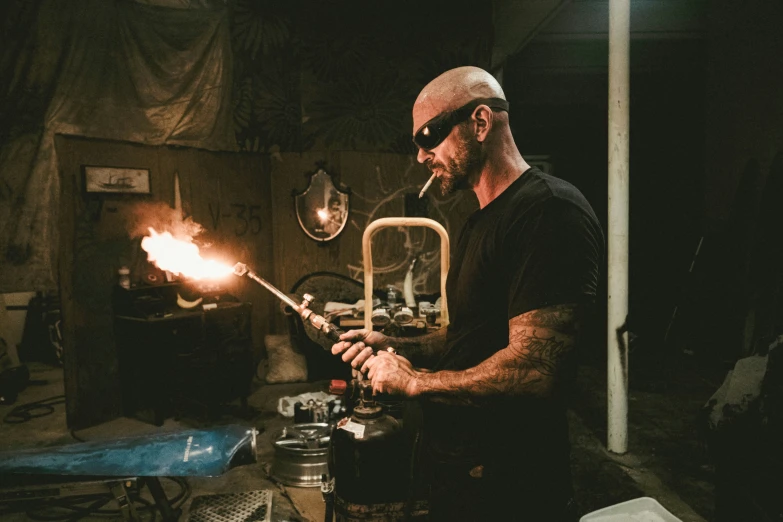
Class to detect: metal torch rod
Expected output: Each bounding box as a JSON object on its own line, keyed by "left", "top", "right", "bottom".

{"left": 232, "top": 262, "right": 346, "bottom": 345}
{"left": 238, "top": 266, "right": 302, "bottom": 313}
{"left": 230, "top": 262, "right": 396, "bottom": 364}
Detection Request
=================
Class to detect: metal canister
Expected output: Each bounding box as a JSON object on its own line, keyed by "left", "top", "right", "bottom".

{"left": 331, "top": 384, "right": 418, "bottom": 520}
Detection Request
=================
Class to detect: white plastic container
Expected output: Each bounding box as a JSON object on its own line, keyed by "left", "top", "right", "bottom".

{"left": 580, "top": 497, "right": 682, "bottom": 522}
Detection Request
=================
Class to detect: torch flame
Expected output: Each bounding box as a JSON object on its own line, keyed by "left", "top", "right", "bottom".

{"left": 140, "top": 227, "right": 233, "bottom": 280}
{"left": 317, "top": 208, "right": 328, "bottom": 222}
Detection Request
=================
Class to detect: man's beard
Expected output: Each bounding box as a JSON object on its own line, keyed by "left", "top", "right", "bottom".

{"left": 429, "top": 128, "right": 483, "bottom": 195}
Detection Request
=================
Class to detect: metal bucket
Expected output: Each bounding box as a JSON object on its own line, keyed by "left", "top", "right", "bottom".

{"left": 270, "top": 423, "right": 330, "bottom": 487}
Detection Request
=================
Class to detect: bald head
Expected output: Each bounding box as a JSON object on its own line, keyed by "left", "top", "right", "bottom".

{"left": 413, "top": 66, "right": 506, "bottom": 132}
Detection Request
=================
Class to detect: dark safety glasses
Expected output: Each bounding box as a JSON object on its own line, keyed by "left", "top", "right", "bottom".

{"left": 412, "top": 97, "right": 510, "bottom": 150}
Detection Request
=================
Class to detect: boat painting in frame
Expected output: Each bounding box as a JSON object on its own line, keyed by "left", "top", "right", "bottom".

{"left": 83, "top": 166, "right": 151, "bottom": 194}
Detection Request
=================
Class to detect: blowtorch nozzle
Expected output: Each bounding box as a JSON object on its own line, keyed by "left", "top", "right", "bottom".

{"left": 232, "top": 262, "right": 249, "bottom": 277}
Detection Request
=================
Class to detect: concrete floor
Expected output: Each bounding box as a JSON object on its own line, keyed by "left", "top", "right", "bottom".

{"left": 0, "top": 351, "right": 721, "bottom": 521}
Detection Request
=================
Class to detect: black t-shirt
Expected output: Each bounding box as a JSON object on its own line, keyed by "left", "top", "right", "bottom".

{"left": 422, "top": 167, "right": 604, "bottom": 503}
{"left": 438, "top": 166, "right": 603, "bottom": 371}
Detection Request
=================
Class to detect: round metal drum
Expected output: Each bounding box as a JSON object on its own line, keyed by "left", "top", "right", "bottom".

{"left": 271, "top": 423, "right": 331, "bottom": 487}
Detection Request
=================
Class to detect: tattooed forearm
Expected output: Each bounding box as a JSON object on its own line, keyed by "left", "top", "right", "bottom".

{"left": 390, "top": 327, "right": 448, "bottom": 368}
{"left": 508, "top": 329, "right": 568, "bottom": 376}
{"left": 413, "top": 304, "right": 580, "bottom": 404}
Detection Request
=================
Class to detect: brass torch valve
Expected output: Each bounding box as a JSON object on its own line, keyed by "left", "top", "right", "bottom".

{"left": 299, "top": 293, "right": 314, "bottom": 321}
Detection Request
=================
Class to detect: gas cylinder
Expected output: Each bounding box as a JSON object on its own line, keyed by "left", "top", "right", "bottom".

{"left": 330, "top": 382, "right": 421, "bottom": 521}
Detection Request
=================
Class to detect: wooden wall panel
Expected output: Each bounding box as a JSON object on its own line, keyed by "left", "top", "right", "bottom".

{"left": 269, "top": 152, "right": 477, "bottom": 333}
{"left": 56, "top": 136, "right": 271, "bottom": 429}
{"left": 57, "top": 136, "right": 164, "bottom": 429}
{"left": 157, "top": 147, "right": 274, "bottom": 363}
{"left": 268, "top": 152, "right": 342, "bottom": 333}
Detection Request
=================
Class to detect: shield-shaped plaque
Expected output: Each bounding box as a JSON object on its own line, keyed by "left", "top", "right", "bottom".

{"left": 293, "top": 169, "right": 350, "bottom": 242}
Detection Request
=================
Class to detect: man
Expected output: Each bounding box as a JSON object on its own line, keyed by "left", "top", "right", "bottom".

{"left": 332, "top": 66, "right": 603, "bottom": 521}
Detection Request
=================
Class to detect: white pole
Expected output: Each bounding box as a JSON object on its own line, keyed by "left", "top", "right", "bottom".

{"left": 607, "top": 0, "right": 630, "bottom": 454}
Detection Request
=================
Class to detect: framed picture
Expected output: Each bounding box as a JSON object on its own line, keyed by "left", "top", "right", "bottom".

{"left": 83, "top": 166, "right": 151, "bottom": 194}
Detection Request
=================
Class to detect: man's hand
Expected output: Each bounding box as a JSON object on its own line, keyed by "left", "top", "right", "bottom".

{"left": 363, "top": 351, "right": 420, "bottom": 397}
{"left": 331, "top": 329, "right": 391, "bottom": 370}
{"left": 331, "top": 329, "right": 429, "bottom": 396}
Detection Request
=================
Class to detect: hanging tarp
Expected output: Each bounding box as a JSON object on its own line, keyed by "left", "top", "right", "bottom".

{"left": 0, "top": 0, "right": 234, "bottom": 291}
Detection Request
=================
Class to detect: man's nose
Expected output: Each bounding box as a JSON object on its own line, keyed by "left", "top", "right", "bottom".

{"left": 416, "top": 147, "right": 432, "bottom": 164}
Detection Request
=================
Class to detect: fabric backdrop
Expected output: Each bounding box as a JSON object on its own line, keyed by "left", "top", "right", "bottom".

{"left": 0, "top": 0, "right": 233, "bottom": 291}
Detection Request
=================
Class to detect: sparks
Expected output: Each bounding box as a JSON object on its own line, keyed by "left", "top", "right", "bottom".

{"left": 140, "top": 227, "right": 233, "bottom": 280}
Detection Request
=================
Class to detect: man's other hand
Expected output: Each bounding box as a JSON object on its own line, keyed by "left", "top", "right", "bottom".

{"left": 364, "top": 351, "right": 419, "bottom": 397}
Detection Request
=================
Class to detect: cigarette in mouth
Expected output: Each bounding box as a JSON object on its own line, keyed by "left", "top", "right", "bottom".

{"left": 419, "top": 173, "right": 436, "bottom": 198}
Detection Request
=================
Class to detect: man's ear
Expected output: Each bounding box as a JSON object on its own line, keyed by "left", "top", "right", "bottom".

{"left": 472, "top": 105, "right": 493, "bottom": 143}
